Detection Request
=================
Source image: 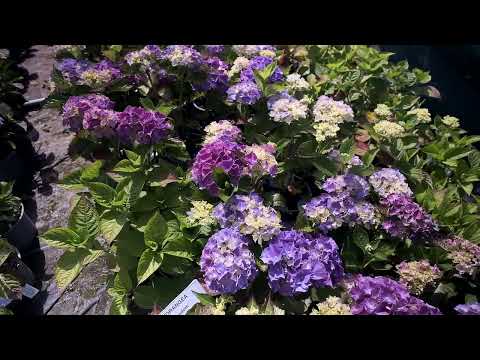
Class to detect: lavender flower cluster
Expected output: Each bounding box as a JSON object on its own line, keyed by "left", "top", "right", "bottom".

{"left": 455, "top": 303, "right": 480, "bottom": 315}
{"left": 303, "top": 174, "right": 378, "bottom": 232}
{"left": 347, "top": 275, "right": 441, "bottom": 315}
{"left": 380, "top": 193, "right": 438, "bottom": 240}
{"left": 369, "top": 168, "right": 413, "bottom": 198}
{"left": 261, "top": 230, "right": 344, "bottom": 296}
{"left": 57, "top": 59, "right": 122, "bottom": 88}
{"left": 435, "top": 236, "right": 480, "bottom": 276}
{"left": 396, "top": 260, "right": 442, "bottom": 295}
{"left": 212, "top": 193, "right": 282, "bottom": 244}
{"left": 61, "top": 95, "right": 172, "bottom": 144}
{"left": 191, "top": 122, "right": 278, "bottom": 196}
{"left": 200, "top": 228, "right": 258, "bottom": 294}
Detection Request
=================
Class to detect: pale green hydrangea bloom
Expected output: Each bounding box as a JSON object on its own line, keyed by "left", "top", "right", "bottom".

{"left": 407, "top": 108, "right": 431, "bottom": 123}
{"left": 311, "top": 296, "right": 351, "bottom": 315}
{"left": 373, "top": 120, "right": 405, "bottom": 139}
{"left": 186, "top": 201, "right": 216, "bottom": 227}
{"left": 374, "top": 104, "right": 393, "bottom": 120}
{"left": 441, "top": 115, "right": 460, "bottom": 128}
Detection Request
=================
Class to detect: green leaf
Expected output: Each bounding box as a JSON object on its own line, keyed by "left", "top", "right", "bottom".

{"left": 0, "top": 273, "right": 21, "bottom": 299}
{"left": 134, "top": 274, "right": 193, "bottom": 309}
{"left": 144, "top": 212, "right": 168, "bottom": 249}
{"left": 54, "top": 249, "right": 87, "bottom": 289}
{"left": 193, "top": 292, "right": 216, "bottom": 306}
{"left": 59, "top": 169, "right": 85, "bottom": 190}
{"left": 117, "top": 226, "right": 147, "bottom": 258}
{"left": 352, "top": 227, "right": 370, "bottom": 254}
{"left": 137, "top": 249, "right": 163, "bottom": 284}
{"left": 108, "top": 289, "right": 129, "bottom": 315}
{"left": 68, "top": 195, "right": 99, "bottom": 240}
{"left": 99, "top": 210, "right": 127, "bottom": 244}
{"left": 140, "top": 97, "right": 156, "bottom": 110}
{"left": 80, "top": 160, "right": 104, "bottom": 182}
{"left": 87, "top": 182, "right": 116, "bottom": 208}
{"left": 40, "top": 227, "right": 81, "bottom": 249}
{"left": 0, "top": 238, "right": 16, "bottom": 266}
{"left": 112, "top": 159, "right": 140, "bottom": 173}
{"left": 125, "top": 150, "right": 142, "bottom": 166}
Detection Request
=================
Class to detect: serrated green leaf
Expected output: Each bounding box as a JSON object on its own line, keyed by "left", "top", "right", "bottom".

{"left": 40, "top": 227, "right": 81, "bottom": 249}
{"left": 87, "top": 182, "right": 116, "bottom": 208}
{"left": 137, "top": 249, "right": 163, "bottom": 285}
{"left": 0, "top": 238, "right": 16, "bottom": 266}
{"left": 144, "top": 212, "right": 168, "bottom": 249}
{"left": 0, "top": 273, "right": 22, "bottom": 299}
{"left": 112, "top": 159, "right": 140, "bottom": 173}
{"left": 59, "top": 169, "right": 85, "bottom": 190}
{"left": 68, "top": 195, "right": 99, "bottom": 240}
{"left": 99, "top": 210, "right": 127, "bottom": 244}
{"left": 80, "top": 160, "right": 104, "bottom": 182}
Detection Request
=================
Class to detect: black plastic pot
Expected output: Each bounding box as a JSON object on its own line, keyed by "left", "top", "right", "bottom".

{"left": 7, "top": 203, "right": 36, "bottom": 254}
{"left": 0, "top": 152, "right": 24, "bottom": 182}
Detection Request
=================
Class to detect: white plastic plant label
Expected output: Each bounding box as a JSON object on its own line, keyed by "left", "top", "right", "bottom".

{"left": 160, "top": 279, "right": 207, "bottom": 315}
{"left": 21, "top": 283, "right": 39, "bottom": 299}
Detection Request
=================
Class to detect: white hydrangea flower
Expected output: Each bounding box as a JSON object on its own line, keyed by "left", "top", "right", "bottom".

{"left": 374, "top": 104, "right": 392, "bottom": 120}
{"left": 258, "top": 50, "right": 276, "bottom": 58}
{"left": 313, "top": 122, "right": 340, "bottom": 143}
{"left": 311, "top": 296, "right": 351, "bottom": 315}
{"left": 186, "top": 201, "right": 216, "bottom": 227}
{"left": 286, "top": 73, "right": 310, "bottom": 92}
{"left": 442, "top": 115, "right": 460, "bottom": 128}
{"left": 203, "top": 120, "right": 241, "bottom": 144}
{"left": 313, "top": 96, "right": 354, "bottom": 125}
{"left": 228, "top": 56, "right": 250, "bottom": 78}
{"left": 268, "top": 95, "right": 308, "bottom": 124}
{"left": 407, "top": 108, "right": 431, "bottom": 123}
{"left": 373, "top": 120, "right": 405, "bottom": 139}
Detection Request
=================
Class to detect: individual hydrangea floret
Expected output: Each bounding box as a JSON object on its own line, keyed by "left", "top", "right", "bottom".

{"left": 212, "top": 193, "right": 281, "bottom": 244}
{"left": 191, "top": 139, "right": 245, "bottom": 196}
{"left": 327, "top": 149, "right": 364, "bottom": 169}
{"left": 373, "top": 104, "right": 393, "bottom": 120}
{"left": 435, "top": 236, "right": 480, "bottom": 276}
{"left": 226, "top": 81, "right": 262, "bottom": 105}
{"left": 200, "top": 228, "right": 257, "bottom": 295}
{"left": 313, "top": 122, "right": 340, "bottom": 143}
{"left": 186, "top": 201, "right": 216, "bottom": 227}
{"left": 61, "top": 94, "right": 115, "bottom": 132}
{"left": 311, "top": 296, "right": 351, "bottom": 315}
{"left": 369, "top": 168, "right": 413, "bottom": 198}
{"left": 407, "top": 108, "right": 431, "bottom": 123}
{"left": 267, "top": 92, "right": 308, "bottom": 124}
{"left": 380, "top": 193, "right": 438, "bottom": 240}
{"left": 116, "top": 106, "right": 172, "bottom": 145}
{"left": 261, "top": 230, "right": 344, "bottom": 296}
{"left": 348, "top": 275, "right": 441, "bottom": 315}
{"left": 160, "top": 45, "right": 203, "bottom": 68}
{"left": 242, "top": 143, "right": 278, "bottom": 178}
{"left": 285, "top": 73, "right": 310, "bottom": 92}
{"left": 203, "top": 120, "right": 242, "bottom": 145}
{"left": 455, "top": 303, "right": 480, "bottom": 315}
{"left": 442, "top": 115, "right": 460, "bottom": 128}
{"left": 396, "top": 260, "right": 442, "bottom": 295}
{"left": 374, "top": 120, "right": 405, "bottom": 139}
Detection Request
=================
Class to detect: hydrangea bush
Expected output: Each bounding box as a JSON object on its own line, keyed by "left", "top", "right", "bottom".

{"left": 41, "top": 45, "right": 480, "bottom": 315}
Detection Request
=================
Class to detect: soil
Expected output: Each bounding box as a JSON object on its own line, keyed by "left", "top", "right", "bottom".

{"left": 15, "top": 46, "right": 112, "bottom": 315}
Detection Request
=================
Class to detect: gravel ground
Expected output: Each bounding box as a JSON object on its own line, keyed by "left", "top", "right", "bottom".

{"left": 18, "top": 45, "right": 112, "bottom": 315}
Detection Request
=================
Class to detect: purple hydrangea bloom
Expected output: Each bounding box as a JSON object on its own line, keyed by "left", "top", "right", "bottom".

{"left": 212, "top": 193, "right": 282, "bottom": 244}
{"left": 160, "top": 45, "right": 204, "bottom": 68}
{"left": 232, "top": 45, "right": 276, "bottom": 58}
{"left": 239, "top": 56, "right": 284, "bottom": 83}
{"left": 348, "top": 275, "right": 441, "bottom": 315}
{"left": 62, "top": 94, "right": 115, "bottom": 132}
{"left": 435, "top": 236, "right": 480, "bottom": 276}
{"left": 191, "top": 139, "right": 245, "bottom": 196}
{"left": 203, "top": 120, "right": 242, "bottom": 144}
{"left": 261, "top": 230, "right": 344, "bottom": 296}
{"left": 381, "top": 193, "right": 438, "bottom": 240}
{"left": 79, "top": 60, "right": 122, "bottom": 88}
{"left": 369, "top": 168, "right": 413, "bottom": 198}
{"left": 83, "top": 108, "right": 118, "bottom": 139}
{"left": 115, "top": 106, "right": 171, "bottom": 145}
{"left": 200, "top": 228, "right": 258, "bottom": 295}
{"left": 455, "top": 303, "right": 480, "bottom": 315}
{"left": 242, "top": 143, "right": 278, "bottom": 178}
{"left": 125, "top": 45, "right": 162, "bottom": 66}
{"left": 204, "top": 45, "right": 224, "bottom": 55}
{"left": 322, "top": 174, "right": 370, "bottom": 200}
{"left": 226, "top": 81, "right": 262, "bottom": 105}
{"left": 194, "top": 56, "right": 229, "bottom": 92}
{"left": 56, "top": 58, "right": 91, "bottom": 82}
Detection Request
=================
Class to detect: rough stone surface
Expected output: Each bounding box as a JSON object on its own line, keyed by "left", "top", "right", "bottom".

{"left": 19, "top": 45, "right": 113, "bottom": 315}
